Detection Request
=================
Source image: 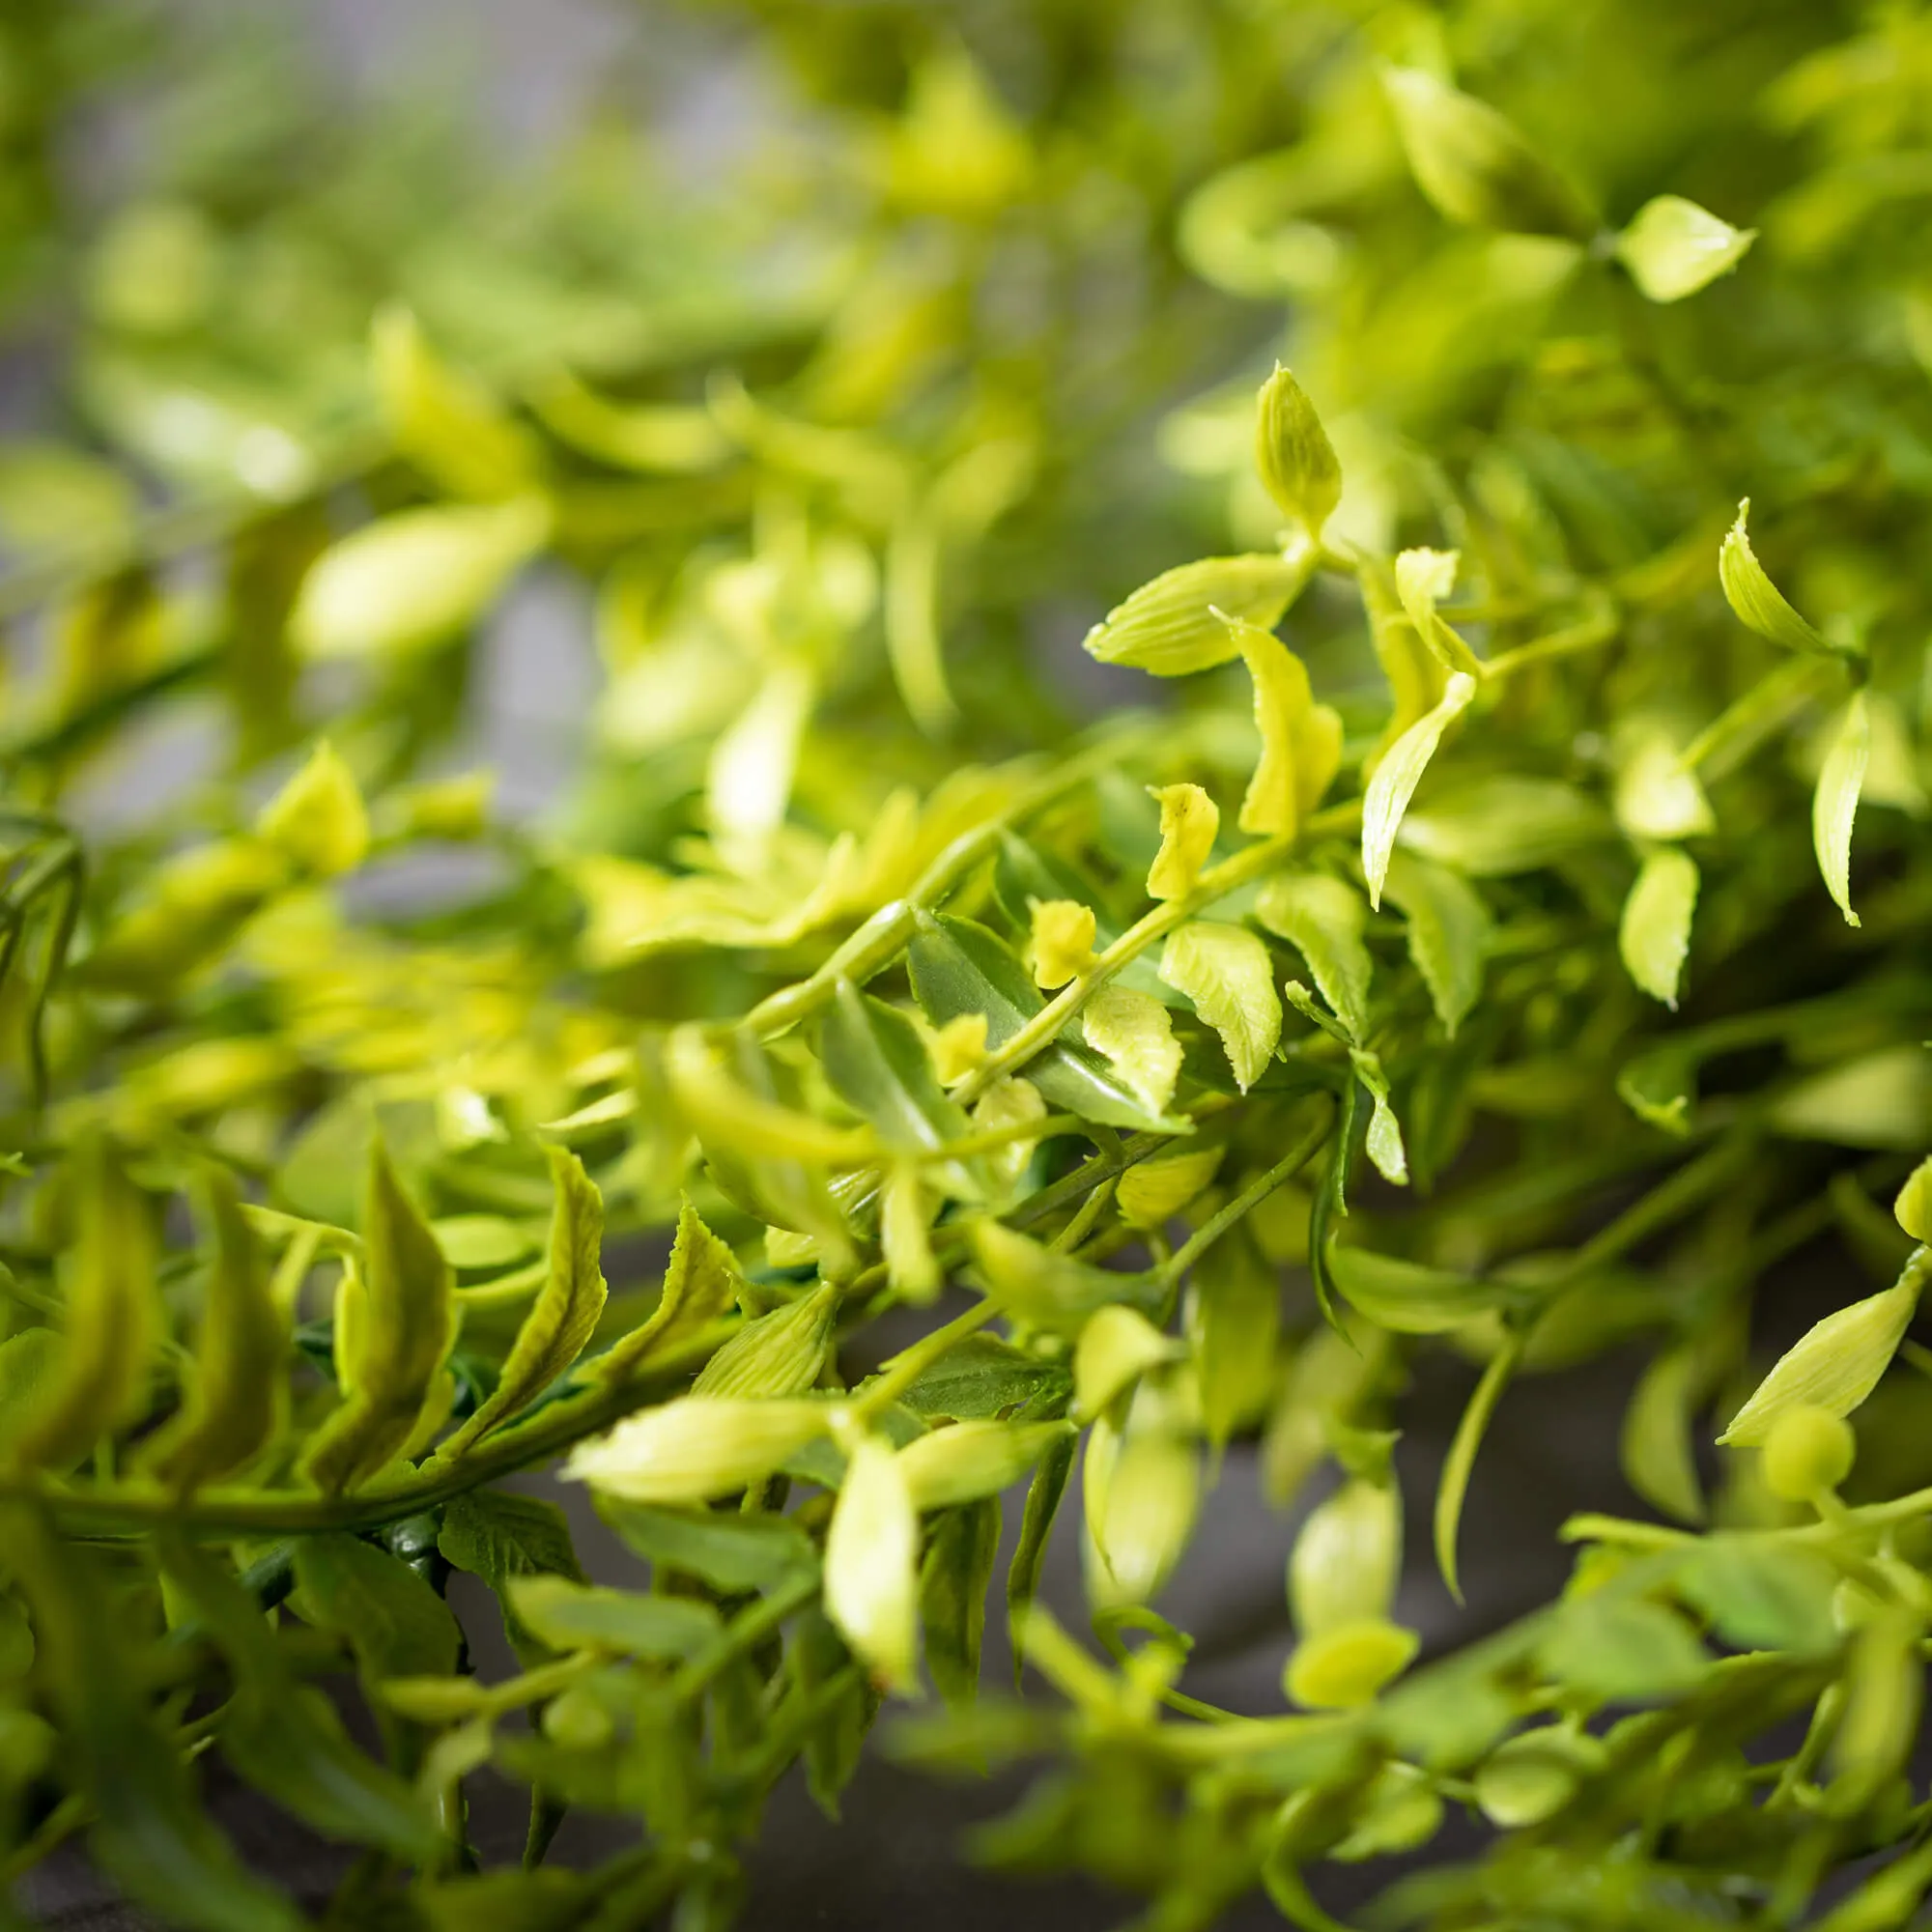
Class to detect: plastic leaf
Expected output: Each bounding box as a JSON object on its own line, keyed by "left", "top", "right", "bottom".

{"left": 1812, "top": 689, "right": 1869, "bottom": 926}
{"left": 1146, "top": 782, "right": 1219, "bottom": 899}
{"left": 299, "top": 1138, "right": 456, "bottom": 1493}
{"left": 1158, "top": 920, "right": 1280, "bottom": 1090}
{"left": 11, "top": 1137, "right": 160, "bottom": 1473}
{"left": 603, "top": 1503, "right": 815, "bottom": 1597}
{"left": 598, "top": 1197, "right": 746, "bottom": 1382}
{"left": 1073, "top": 1306, "right": 1180, "bottom": 1419}
{"left": 921, "top": 1496, "right": 1000, "bottom": 1708}
{"left": 1028, "top": 898, "right": 1096, "bottom": 988}
{"left": 1007, "top": 1433, "right": 1076, "bottom": 1679}
{"left": 1381, "top": 67, "right": 1595, "bottom": 239}
{"left": 1081, "top": 983, "right": 1182, "bottom": 1118}
{"left": 1350, "top": 1049, "right": 1409, "bottom": 1186}
{"left": 291, "top": 497, "right": 549, "bottom": 659}
{"left": 1718, "top": 499, "right": 1833, "bottom": 657}
{"left": 563, "top": 1396, "right": 831, "bottom": 1501}
{"left": 503, "top": 1577, "right": 720, "bottom": 1659}
{"left": 439, "top": 1490, "right": 587, "bottom": 1667}
{"left": 707, "top": 653, "right": 816, "bottom": 842}
{"left": 664, "top": 1025, "right": 872, "bottom": 1168}
{"left": 1898, "top": 1158, "right": 1932, "bottom": 1241}
{"left": 1118, "top": 1145, "right": 1223, "bottom": 1229}
{"left": 1088, "top": 1420, "right": 1199, "bottom": 1608}
{"left": 1613, "top": 729, "right": 1715, "bottom": 840}
{"left": 1718, "top": 1255, "right": 1927, "bottom": 1445}
{"left": 824, "top": 1435, "right": 920, "bottom": 1693}
{"left": 1615, "top": 195, "right": 1755, "bottom": 302}
{"left": 897, "top": 1419, "right": 1072, "bottom": 1511}
{"left": 1082, "top": 553, "right": 1313, "bottom": 675}
{"left": 1290, "top": 1478, "right": 1401, "bottom": 1637}
{"left": 440, "top": 1148, "right": 607, "bottom": 1455}
{"left": 1362, "top": 671, "right": 1478, "bottom": 908}
{"left": 1189, "top": 1232, "right": 1281, "bottom": 1445}
{"left": 1393, "top": 547, "right": 1482, "bottom": 677}
{"left": 1254, "top": 364, "right": 1342, "bottom": 538}
{"left": 142, "top": 1169, "right": 286, "bottom": 1492}
{"left": 818, "top": 978, "right": 970, "bottom": 1155}
{"left": 1256, "top": 871, "right": 1372, "bottom": 1040}
{"left": 881, "top": 1164, "right": 941, "bottom": 1303}
{"left": 256, "top": 740, "right": 369, "bottom": 878}
{"left": 969, "top": 1220, "right": 1164, "bottom": 1331}
{"left": 291, "top": 1532, "right": 462, "bottom": 1684}
{"left": 1380, "top": 851, "right": 1489, "bottom": 1037}
{"left": 1326, "top": 1246, "right": 1497, "bottom": 1334}
{"left": 1618, "top": 847, "right": 1699, "bottom": 1007}
{"left": 1229, "top": 619, "right": 1343, "bottom": 837}
{"left": 1619, "top": 1346, "right": 1704, "bottom": 1524}
{"left": 370, "top": 303, "right": 540, "bottom": 500}
{"left": 692, "top": 1281, "right": 838, "bottom": 1396}
{"left": 1435, "top": 1334, "right": 1521, "bottom": 1603}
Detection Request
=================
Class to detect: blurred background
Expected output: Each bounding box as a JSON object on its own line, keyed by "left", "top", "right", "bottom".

{"left": 2, "top": 0, "right": 1912, "bottom": 1923}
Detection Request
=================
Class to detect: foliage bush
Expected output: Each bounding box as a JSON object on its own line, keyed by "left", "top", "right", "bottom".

{"left": 0, "top": 2, "right": 1930, "bottom": 1926}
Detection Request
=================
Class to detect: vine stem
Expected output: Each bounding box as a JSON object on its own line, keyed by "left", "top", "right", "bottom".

{"left": 1160, "top": 1099, "right": 1333, "bottom": 1282}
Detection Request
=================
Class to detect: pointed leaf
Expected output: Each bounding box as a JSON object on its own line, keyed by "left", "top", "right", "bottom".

{"left": 1618, "top": 847, "right": 1699, "bottom": 1008}
{"left": 1082, "top": 554, "right": 1312, "bottom": 675}
{"left": 1158, "top": 920, "right": 1281, "bottom": 1091}
{"left": 1257, "top": 872, "right": 1372, "bottom": 1040}
{"left": 1380, "top": 851, "right": 1488, "bottom": 1037}
{"left": 1812, "top": 690, "right": 1869, "bottom": 926}
{"left": 1362, "top": 671, "right": 1478, "bottom": 908}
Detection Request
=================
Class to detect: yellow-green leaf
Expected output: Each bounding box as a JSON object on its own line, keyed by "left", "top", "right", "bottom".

{"left": 1719, "top": 1255, "right": 1927, "bottom": 1445}
{"left": 1393, "top": 548, "right": 1482, "bottom": 678}
{"left": 563, "top": 1396, "right": 830, "bottom": 1501}
{"left": 1028, "top": 898, "right": 1096, "bottom": 988}
{"left": 1362, "top": 671, "right": 1478, "bottom": 909}
{"left": 692, "top": 1281, "right": 838, "bottom": 1397}
{"left": 1897, "top": 1159, "right": 1932, "bottom": 1241}
{"left": 256, "top": 740, "right": 369, "bottom": 878}
{"left": 1073, "top": 1306, "right": 1180, "bottom": 1420}
{"left": 1082, "top": 553, "right": 1313, "bottom": 676}
{"left": 1290, "top": 1478, "right": 1401, "bottom": 1637}
{"left": 598, "top": 1195, "right": 745, "bottom": 1383}
{"left": 370, "top": 303, "right": 541, "bottom": 501}
{"left": 1254, "top": 364, "right": 1342, "bottom": 539}
{"left": 1118, "top": 1145, "right": 1223, "bottom": 1230}
{"left": 291, "top": 497, "right": 550, "bottom": 660}
{"left": 1380, "top": 851, "right": 1489, "bottom": 1037}
{"left": 440, "top": 1150, "right": 606, "bottom": 1456}
{"left": 1381, "top": 67, "right": 1594, "bottom": 239}
{"left": 1615, "top": 195, "right": 1754, "bottom": 303}
{"left": 1812, "top": 690, "right": 1869, "bottom": 926}
{"left": 142, "top": 1169, "right": 286, "bottom": 1492}
{"left": 11, "top": 1139, "right": 160, "bottom": 1472}
{"left": 1229, "top": 618, "right": 1343, "bottom": 837}
{"left": 1256, "top": 872, "right": 1372, "bottom": 1040}
{"left": 300, "top": 1139, "right": 457, "bottom": 1493}
{"left": 1618, "top": 847, "right": 1699, "bottom": 1008}
{"left": 896, "top": 1419, "right": 1071, "bottom": 1511}
{"left": 1146, "top": 782, "right": 1219, "bottom": 900}
{"left": 1080, "top": 984, "right": 1182, "bottom": 1119}
{"left": 1718, "top": 499, "right": 1833, "bottom": 657}
{"left": 825, "top": 1435, "right": 920, "bottom": 1693}
{"left": 1158, "top": 920, "right": 1281, "bottom": 1091}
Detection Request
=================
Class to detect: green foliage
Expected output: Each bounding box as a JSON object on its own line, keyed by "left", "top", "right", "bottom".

{"left": 0, "top": 2, "right": 1930, "bottom": 1927}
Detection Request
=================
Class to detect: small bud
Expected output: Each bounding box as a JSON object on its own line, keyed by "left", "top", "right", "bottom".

{"left": 1083, "top": 554, "right": 1310, "bottom": 676}
{"left": 258, "top": 741, "right": 370, "bottom": 878}
{"left": 1282, "top": 1616, "right": 1419, "bottom": 1710}
{"left": 542, "top": 1684, "right": 615, "bottom": 1750}
{"left": 1475, "top": 1727, "right": 1605, "bottom": 1828}
{"left": 1254, "top": 365, "right": 1342, "bottom": 539}
{"left": 1759, "top": 1403, "right": 1856, "bottom": 1502}
{"left": 1028, "top": 898, "right": 1097, "bottom": 989}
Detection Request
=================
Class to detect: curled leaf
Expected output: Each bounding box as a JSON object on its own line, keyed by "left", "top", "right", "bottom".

{"left": 1080, "top": 983, "right": 1182, "bottom": 1119}
{"left": 1229, "top": 619, "right": 1343, "bottom": 838}
{"left": 1146, "top": 782, "right": 1219, "bottom": 899}
{"left": 1812, "top": 690, "right": 1869, "bottom": 926}
{"left": 1028, "top": 898, "right": 1097, "bottom": 988}
{"left": 1718, "top": 499, "right": 1833, "bottom": 657}
{"left": 1362, "top": 671, "right": 1478, "bottom": 909}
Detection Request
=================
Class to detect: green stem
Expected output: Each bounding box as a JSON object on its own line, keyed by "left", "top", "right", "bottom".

{"left": 1161, "top": 1101, "right": 1333, "bottom": 1283}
